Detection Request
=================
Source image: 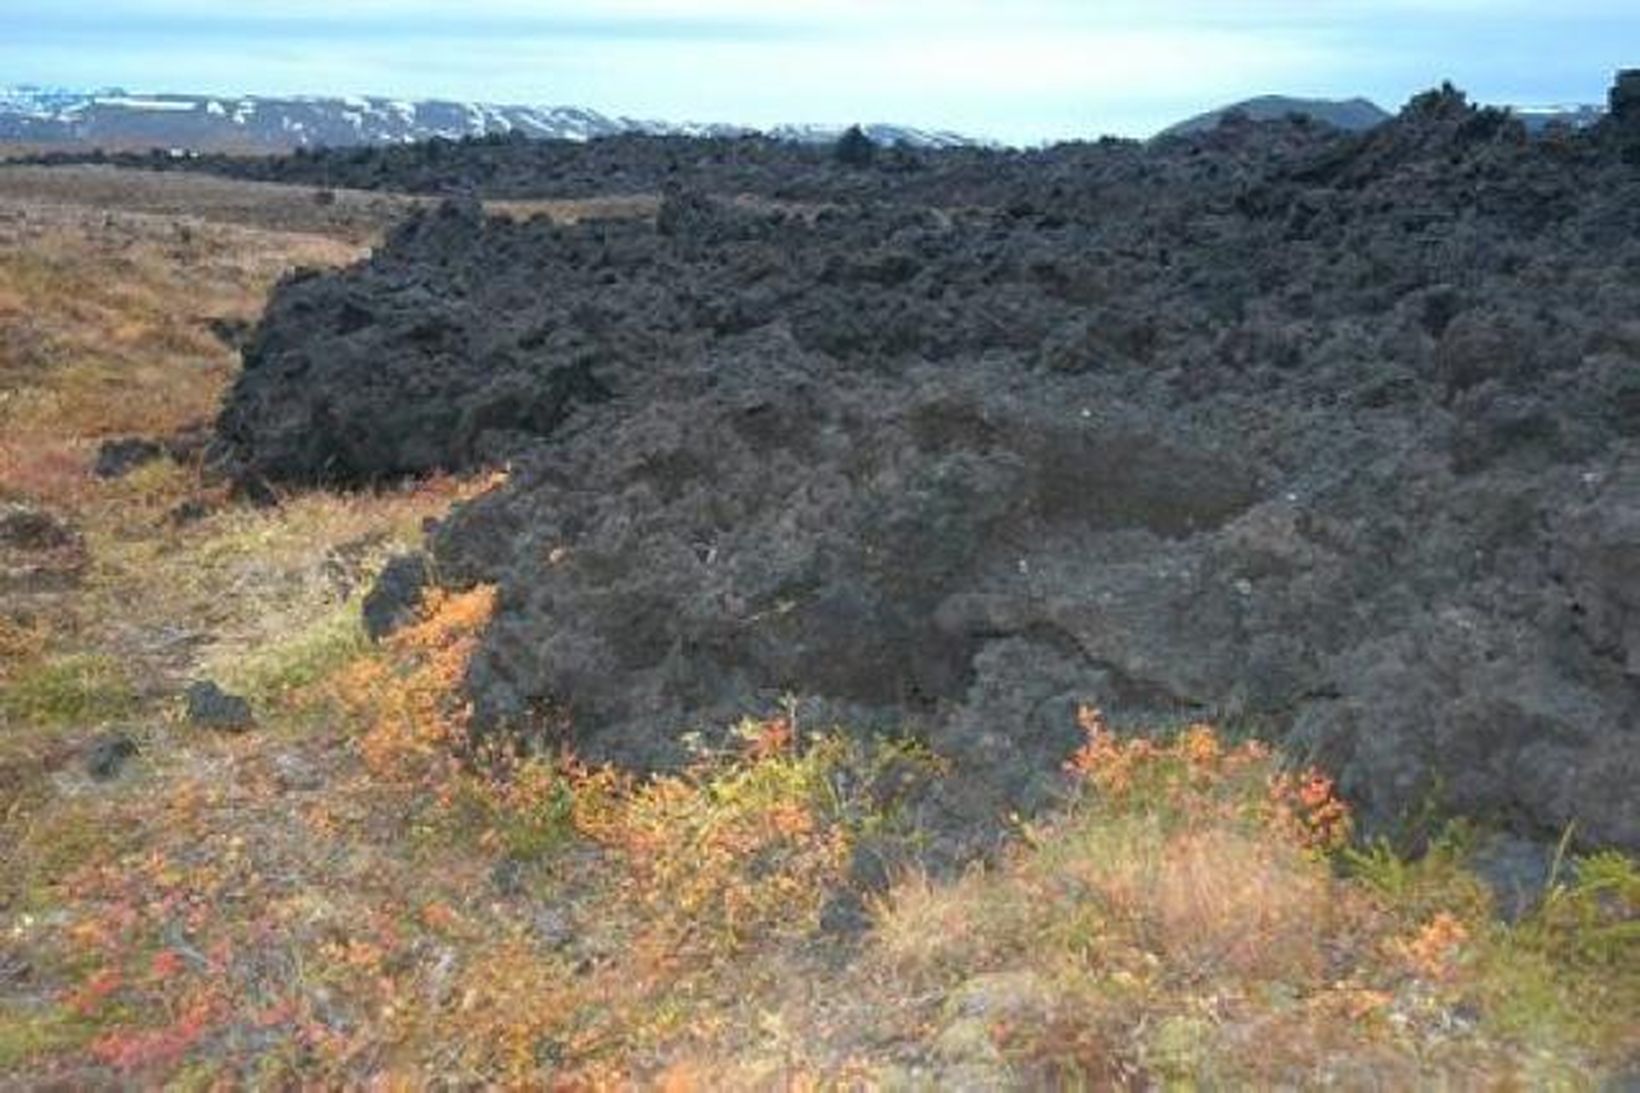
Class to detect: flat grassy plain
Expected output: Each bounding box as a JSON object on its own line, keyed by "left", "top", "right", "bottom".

{"left": 0, "top": 166, "right": 1634, "bottom": 1087}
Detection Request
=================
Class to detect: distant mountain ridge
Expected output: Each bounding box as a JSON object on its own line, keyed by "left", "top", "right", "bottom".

{"left": 0, "top": 85, "right": 977, "bottom": 152}
{"left": 0, "top": 84, "right": 1612, "bottom": 155}
{"left": 1159, "top": 95, "right": 1394, "bottom": 136}
{"left": 1161, "top": 92, "right": 1608, "bottom": 139}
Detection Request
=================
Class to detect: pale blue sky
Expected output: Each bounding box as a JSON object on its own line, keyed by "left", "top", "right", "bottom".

{"left": 3, "top": 1, "right": 1635, "bottom": 141}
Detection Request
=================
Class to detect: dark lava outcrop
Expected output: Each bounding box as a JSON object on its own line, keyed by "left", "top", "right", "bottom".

{"left": 0, "top": 502, "right": 88, "bottom": 591}
{"left": 362, "top": 553, "right": 432, "bottom": 641}
{"left": 184, "top": 680, "right": 255, "bottom": 732}
{"left": 216, "top": 82, "right": 1640, "bottom": 852}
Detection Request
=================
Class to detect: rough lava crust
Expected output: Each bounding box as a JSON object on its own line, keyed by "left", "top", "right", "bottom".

{"left": 215, "top": 79, "right": 1640, "bottom": 854}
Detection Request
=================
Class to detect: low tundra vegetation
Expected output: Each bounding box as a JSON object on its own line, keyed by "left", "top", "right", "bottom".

{"left": 0, "top": 202, "right": 357, "bottom": 507}
{"left": 0, "top": 652, "right": 135, "bottom": 728}
{"left": 4, "top": 581, "right": 1633, "bottom": 1086}
{"left": 870, "top": 711, "right": 1638, "bottom": 1086}
{"left": 1, "top": 193, "right": 1634, "bottom": 1086}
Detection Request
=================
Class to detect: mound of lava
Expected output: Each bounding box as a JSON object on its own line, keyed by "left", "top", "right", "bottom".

{"left": 214, "top": 79, "right": 1640, "bottom": 853}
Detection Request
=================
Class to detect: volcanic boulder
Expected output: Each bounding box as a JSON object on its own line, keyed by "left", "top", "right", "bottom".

{"left": 363, "top": 552, "right": 432, "bottom": 641}
{"left": 93, "top": 438, "right": 166, "bottom": 480}
{"left": 185, "top": 681, "right": 254, "bottom": 732}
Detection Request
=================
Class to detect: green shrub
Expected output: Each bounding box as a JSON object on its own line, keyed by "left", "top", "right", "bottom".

{"left": 222, "top": 605, "right": 369, "bottom": 706}
{"left": 1, "top": 654, "right": 136, "bottom": 727}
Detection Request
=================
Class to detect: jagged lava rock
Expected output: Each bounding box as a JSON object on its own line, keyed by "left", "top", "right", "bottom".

{"left": 362, "top": 552, "right": 432, "bottom": 640}
{"left": 184, "top": 681, "right": 254, "bottom": 732}
{"left": 217, "top": 77, "right": 1640, "bottom": 852}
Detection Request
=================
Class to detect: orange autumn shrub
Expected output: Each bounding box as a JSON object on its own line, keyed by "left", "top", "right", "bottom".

{"left": 329, "top": 585, "right": 496, "bottom": 785}
{"left": 1390, "top": 911, "right": 1471, "bottom": 984}
{"left": 1267, "top": 768, "right": 1354, "bottom": 853}
{"left": 1065, "top": 706, "right": 1351, "bottom": 854}
{"left": 323, "top": 584, "right": 862, "bottom": 965}
{"left": 591, "top": 720, "right": 856, "bottom": 961}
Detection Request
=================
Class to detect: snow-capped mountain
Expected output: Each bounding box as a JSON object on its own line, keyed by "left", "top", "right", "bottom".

{"left": 0, "top": 84, "right": 126, "bottom": 118}
{"left": 0, "top": 85, "right": 976, "bottom": 151}
{"left": 1509, "top": 103, "right": 1606, "bottom": 132}
{"left": 766, "top": 122, "right": 975, "bottom": 149}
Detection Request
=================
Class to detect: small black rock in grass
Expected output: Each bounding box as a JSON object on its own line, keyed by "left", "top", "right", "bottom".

{"left": 93, "top": 437, "right": 166, "bottom": 480}
{"left": 84, "top": 732, "right": 138, "bottom": 780}
{"left": 206, "top": 315, "right": 253, "bottom": 350}
{"left": 185, "top": 680, "right": 254, "bottom": 732}
{"left": 1468, "top": 835, "right": 1557, "bottom": 923}
{"left": 168, "top": 498, "right": 215, "bottom": 526}
{"left": 0, "top": 504, "right": 78, "bottom": 551}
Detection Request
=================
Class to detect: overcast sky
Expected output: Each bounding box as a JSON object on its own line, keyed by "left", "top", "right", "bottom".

{"left": 2, "top": 1, "right": 1635, "bottom": 142}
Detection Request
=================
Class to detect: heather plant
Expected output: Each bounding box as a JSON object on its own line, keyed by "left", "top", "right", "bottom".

{"left": 588, "top": 719, "right": 855, "bottom": 959}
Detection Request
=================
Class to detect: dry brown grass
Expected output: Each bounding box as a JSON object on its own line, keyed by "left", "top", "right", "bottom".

{"left": 0, "top": 165, "right": 419, "bottom": 242}
{"left": 1105, "top": 823, "right": 1330, "bottom": 981}
{"left": 0, "top": 190, "right": 371, "bottom": 919}
{"left": 0, "top": 198, "right": 359, "bottom": 507}
{"left": 0, "top": 144, "right": 72, "bottom": 162}
{"left": 0, "top": 164, "right": 665, "bottom": 237}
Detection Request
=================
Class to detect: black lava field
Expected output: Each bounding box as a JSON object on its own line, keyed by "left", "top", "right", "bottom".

{"left": 212, "top": 79, "right": 1640, "bottom": 854}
